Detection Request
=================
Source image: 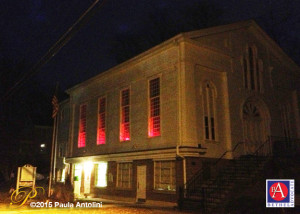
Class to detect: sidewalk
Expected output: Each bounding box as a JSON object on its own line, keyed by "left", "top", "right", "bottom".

{"left": 76, "top": 196, "right": 179, "bottom": 211}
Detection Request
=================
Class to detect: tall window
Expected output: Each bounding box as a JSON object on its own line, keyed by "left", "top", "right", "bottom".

{"left": 242, "top": 46, "right": 263, "bottom": 91}
{"left": 203, "top": 82, "right": 216, "bottom": 140}
{"left": 281, "top": 104, "right": 291, "bottom": 139}
{"left": 120, "top": 89, "right": 130, "bottom": 141}
{"left": 95, "top": 162, "right": 107, "bottom": 187}
{"left": 117, "top": 163, "right": 132, "bottom": 188}
{"left": 154, "top": 161, "right": 176, "bottom": 191}
{"left": 149, "top": 78, "right": 160, "bottom": 137}
{"left": 78, "top": 104, "right": 87, "bottom": 148}
{"left": 97, "top": 97, "right": 106, "bottom": 145}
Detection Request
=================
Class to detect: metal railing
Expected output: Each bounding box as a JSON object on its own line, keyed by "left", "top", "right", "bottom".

{"left": 269, "top": 136, "right": 300, "bottom": 157}
{"left": 181, "top": 135, "right": 300, "bottom": 212}
{"left": 184, "top": 141, "right": 244, "bottom": 198}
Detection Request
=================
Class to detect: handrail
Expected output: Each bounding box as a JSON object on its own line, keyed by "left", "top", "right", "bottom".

{"left": 252, "top": 136, "right": 271, "bottom": 156}
{"left": 215, "top": 141, "right": 244, "bottom": 165}
{"left": 185, "top": 141, "right": 244, "bottom": 190}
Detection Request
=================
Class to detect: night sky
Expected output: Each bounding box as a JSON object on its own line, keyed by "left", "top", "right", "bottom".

{"left": 0, "top": 0, "right": 300, "bottom": 125}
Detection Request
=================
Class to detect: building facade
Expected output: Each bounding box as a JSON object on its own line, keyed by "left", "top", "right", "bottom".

{"left": 55, "top": 20, "right": 300, "bottom": 204}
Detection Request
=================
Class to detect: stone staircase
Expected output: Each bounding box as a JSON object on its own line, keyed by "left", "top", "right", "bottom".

{"left": 181, "top": 155, "right": 268, "bottom": 213}
{"left": 180, "top": 136, "right": 300, "bottom": 213}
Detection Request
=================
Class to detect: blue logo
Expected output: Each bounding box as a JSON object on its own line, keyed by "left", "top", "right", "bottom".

{"left": 266, "top": 179, "right": 294, "bottom": 208}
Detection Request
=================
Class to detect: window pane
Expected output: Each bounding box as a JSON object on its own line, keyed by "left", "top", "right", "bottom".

{"left": 120, "top": 89, "right": 130, "bottom": 141}
{"left": 150, "top": 78, "right": 160, "bottom": 98}
{"left": 117, "top": 163, "right": 132, "bottom": 188}
{"left": 149, "top": 78, "right": 160, "bottom": 137}
{"left": 204, "top": 116, "right": 209, "bottom": 139}
{"left": 97, "top": 98, "right": 106, "bottom": 145}
{"left": 78, "top": 104, "right": 87, "bottom": 147}
{"left": 154, "top": 161, "right": 175, "bottom": 191}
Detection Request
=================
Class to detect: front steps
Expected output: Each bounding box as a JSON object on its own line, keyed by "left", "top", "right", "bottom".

{"left": 181, "top": 155, "right": 268, "bottom": 213}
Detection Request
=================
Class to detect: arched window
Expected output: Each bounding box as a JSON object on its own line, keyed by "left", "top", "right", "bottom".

{"left": 242, "top": 46, "right": 263, "bottom": 92}
{"left": 203, "top": 82, "right": 217, "bottom": 141}
{"left": 280, "top": 103, "right": 291, "bottom": 139}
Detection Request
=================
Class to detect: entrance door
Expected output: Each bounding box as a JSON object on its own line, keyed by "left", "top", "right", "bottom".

{"left": 136, "top": 165, "right": 146, "bottom": 202}
{"left": 74, "top": 164, "right": 82, "bottom": 196}
{"left": 242, "top": 101, "right": 268, "bottom": 154}
{"left": 83, "top": 162, "right": 93, "bottom": 194}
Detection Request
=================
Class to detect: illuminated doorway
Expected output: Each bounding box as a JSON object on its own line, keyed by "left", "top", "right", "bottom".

{"left": 74, "top": 164, "right": 82, "bottom": 197}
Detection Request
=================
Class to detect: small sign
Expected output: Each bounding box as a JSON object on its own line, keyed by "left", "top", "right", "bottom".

{"left": 21, "top": 164, "right": 35, "bottom": 181}
{"left": 16, "top": 164, "right": 37, "bottom": 194}
{"left": 266, "top": 179, "right": 294, "bottom": 208}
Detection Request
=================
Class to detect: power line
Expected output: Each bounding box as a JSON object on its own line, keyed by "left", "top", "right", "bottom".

{"left": 1, "top": 0, "right": 107, "bottom": 103}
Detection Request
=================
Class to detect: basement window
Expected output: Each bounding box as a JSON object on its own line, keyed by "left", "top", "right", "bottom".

{"left": 154, "top": 160, "right": 176, "bottom": 191}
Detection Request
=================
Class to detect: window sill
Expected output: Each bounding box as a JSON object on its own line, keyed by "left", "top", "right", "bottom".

{"left": 119, "top": 140, "right": 131, "bottom": 143}
{"left": 147, "top": 135, "right": 161, "bottom": 139}
{"left": 116, "top": 187, "right": 133, "bottom": 191}
{"left": 205, "top": 139, "right": 220, "bottom": 144}
{"left": 94, "top": 186, "right": 107, "bottom": 189}
{"left": 152, "top": 189, "right": 176, "bottom": 194}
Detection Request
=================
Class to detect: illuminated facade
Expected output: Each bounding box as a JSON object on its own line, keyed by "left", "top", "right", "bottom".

{"left": 55, "top": 21, "right": 300, "bottom": 203}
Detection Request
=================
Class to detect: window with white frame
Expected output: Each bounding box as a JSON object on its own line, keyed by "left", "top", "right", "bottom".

{"left": 120, "top": 89, "right": 130, "bottom": 141}
{"left": 97, "top": 97, "right": 106, "bottom": 145}
{"left": 281, "top": 103, "right": 292, "bottom": 139}
{"left": 154, "top": 160, "right": 176, "bottom": 191}
{"left": 203, "top": 82, "right": 216, "bottom": 140}
{"left": 78, "top": 104, "right": 87, "bottom": 148}
{"left": 117, "top": 162, "right": 132, "bottom": 188}
{"left": 149, "top": 77, "right": 160, "bottom": 137}
{"left": 95, "top": 162, "right": 107, "bottom": 187}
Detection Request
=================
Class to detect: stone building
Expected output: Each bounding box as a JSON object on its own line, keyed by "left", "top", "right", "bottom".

{"left": 54, "top": 20, "right": 300, "bottom": 204}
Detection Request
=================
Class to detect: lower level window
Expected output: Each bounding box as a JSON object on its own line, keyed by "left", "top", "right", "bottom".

{"left": 117, "top": 163, "right": 132, "bottom": 188}
{"left": 95, "top": 162, "right": 107, "bottom": 187}
{"left": 56, "top": 169, "right": 65, "bottom": 182}
{"left": 154, "top": 160, "right": 176, "bottom": 191}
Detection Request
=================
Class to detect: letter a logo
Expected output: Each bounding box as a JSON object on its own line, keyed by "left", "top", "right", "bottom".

{"left": 271, "top": 183, "right": 285, "bottom": 198}
{"left": 269, "top": 182, "right": 288, "bottom": 201}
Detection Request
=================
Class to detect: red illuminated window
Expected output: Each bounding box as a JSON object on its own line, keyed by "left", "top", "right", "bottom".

{"left": 97, "top": 97, "right": 106, "bottom": 145}
{"left": 78, "top": 104, "right": 87, "bottom": 148}
{"left": 120, "top": 89, "right": 130, "bottom": 141}
{"left": 149, "top": 78, "right": 160, "bottom": 137}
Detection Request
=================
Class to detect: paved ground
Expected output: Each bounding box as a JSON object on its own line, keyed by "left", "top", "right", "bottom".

{"left": 0, "top": 203, "right": 193, "bottom": 214}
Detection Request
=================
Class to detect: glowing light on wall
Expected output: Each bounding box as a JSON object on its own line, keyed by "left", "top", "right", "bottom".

{"left": 96, "top": 162, "right": 107, "bottom": 187}
{"left": 149, "top": 78, "right": 160, "bottom": 137}
{"left": 84, "top": 161, "right": 93, "bottom": 176}
{"left": 120, "top": 89, "right": 130, "bottom": 141}
{"left": 78, "top": 104, "right": 87, "bottom": 147}
{"left": 97, "top": 98, "right": 106, "bottom": 145}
